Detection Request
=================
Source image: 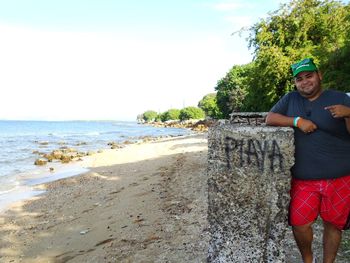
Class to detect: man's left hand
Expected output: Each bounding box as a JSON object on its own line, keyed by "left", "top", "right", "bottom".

{"left": 325, "top": 105, "right": 350, "bottom": 118}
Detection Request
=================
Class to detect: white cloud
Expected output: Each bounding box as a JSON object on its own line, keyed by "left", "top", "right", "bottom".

{"left": 224, "top": 15, "right": 254, "bottom": 31}
{"left": 210, "top": 1, "right": 269, "bottom": 32}
{"left": 212, "top": 0, "right": 256, "bottom": 12}
{"left": 213, "top": 2, "right": 244, "bottom": 11}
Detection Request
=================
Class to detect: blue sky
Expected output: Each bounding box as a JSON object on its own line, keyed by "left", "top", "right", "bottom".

{"left": 0, "top": 0, "right": 289, "bottom": 121}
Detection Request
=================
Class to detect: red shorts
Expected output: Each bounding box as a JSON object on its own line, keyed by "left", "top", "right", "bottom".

{"left": 289, "top": 174, "right": 350, "bottom": 230}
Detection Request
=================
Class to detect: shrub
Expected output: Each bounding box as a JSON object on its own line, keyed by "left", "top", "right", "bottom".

{"left": 179, "top": 107, "right": 205, "bottom": 121}
{"left": 142, "top": 110, "right": 158, "bottom": 122}
{"left": 198, "top": 93, "right": 222, "bottom": 119}
{"left": 160, "top": 109, "right": 181, "bottom": 122}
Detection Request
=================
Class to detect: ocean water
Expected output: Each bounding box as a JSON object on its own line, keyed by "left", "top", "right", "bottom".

{"left": 0, "top": 120, "right": 192, "bottom": 211}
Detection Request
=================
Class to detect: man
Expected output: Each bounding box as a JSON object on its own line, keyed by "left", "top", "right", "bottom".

{"left": 265, "top": 58, "right": 350, "bottom": 263}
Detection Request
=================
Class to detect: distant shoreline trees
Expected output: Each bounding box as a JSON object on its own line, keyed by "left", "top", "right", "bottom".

{"left": 138, "top": 106, "right": 205, "bottom": 123}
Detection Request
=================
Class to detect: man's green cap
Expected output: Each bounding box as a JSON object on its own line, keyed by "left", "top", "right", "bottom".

{"left": 291, "top": 58, "right": 318, "bottom": 77}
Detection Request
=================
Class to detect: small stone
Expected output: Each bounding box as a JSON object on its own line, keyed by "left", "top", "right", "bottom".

{"left": 34, "top": 158, "right": 47, "bottom": 165}
{"left": 80, "top": 230, "right": 89, "bottom": 235}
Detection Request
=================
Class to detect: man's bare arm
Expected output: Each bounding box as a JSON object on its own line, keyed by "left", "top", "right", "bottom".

{"left": 266, "top": 112, "right": 317, "bottom": 133}
{"left": 265, "top": 112, "right": 294, "bottom": 127}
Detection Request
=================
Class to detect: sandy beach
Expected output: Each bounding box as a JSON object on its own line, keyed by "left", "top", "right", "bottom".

{"left": 2, "top": 132, "right": 350, "bottom": 263}
{"left": 0, "top": 134, "right": 209, "bottom": 263}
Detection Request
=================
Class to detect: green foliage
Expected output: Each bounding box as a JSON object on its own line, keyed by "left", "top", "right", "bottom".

{"left": 142, "top": 110, "right": 158, "bottom": 122}
{"left": 243, "top": 0, "right": 350, "bottom": 111}
{"left": 160, "top": 108, "right": 181, "bottom": 121}
{"left": 179, "top": 107, "right": 205, "bottom": 121}
{"left": 321, "top": 11, "right": 350, "bottom": 92}
{"left": 198, "top": 93, "right": 222, "bottom": 119}
{"left": 215, "top": 64, "right": 252, "bottom": 118}
{"left": 155, "top": 114, "right": 162, "bottom": 122}
{"left": 139, "top": 107, "right": 204, "bottom": 123}
{"left": 322, "top": 43, "right": 350, "bottom": 92}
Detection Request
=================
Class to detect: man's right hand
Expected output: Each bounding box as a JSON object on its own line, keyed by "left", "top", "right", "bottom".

{"left": 297, "top": 118, "right": 317, "bottom": 134}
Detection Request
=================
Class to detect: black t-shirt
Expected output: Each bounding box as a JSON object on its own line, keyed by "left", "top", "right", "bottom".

{"left": 271, "top": 90, "right": 350, "bottom": 180}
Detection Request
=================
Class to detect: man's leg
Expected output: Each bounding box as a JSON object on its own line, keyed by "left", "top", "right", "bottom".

{"left": 323, "top": 221, "right": 342, "bottom": 263}
{"left": 292, "top": 222, "right": 314, "bottom": 263}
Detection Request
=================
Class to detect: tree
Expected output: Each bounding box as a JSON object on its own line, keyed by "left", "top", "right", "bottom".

{"left": 215, "top": 64, "right": 252, "bottom": 118}
{"left": 160, "top": 109, "right": 181, "bottom": 121}
{"left": 198, "top": 93, "right": 221, "bottom": 119}
{"left": 244, "top": 0, "right": 350, "bottom": 111}
{"left": 179, "top": 107, "right": 205, "bottom": 121}
{"left": 142, "top": 110, "right": 158, "bottom": 122}
{"left": 136, "top": 114, "right": 144, "bottom": 122}
{"left": 321, "top": 9, "right": 350, "bottom": 92}
{"left": 322, "top": 43, "right": 350, "bottom": 92}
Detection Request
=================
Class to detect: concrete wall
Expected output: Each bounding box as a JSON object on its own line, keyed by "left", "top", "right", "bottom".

{"left": 207, "top": 122, "right": 294, "bottom": 262}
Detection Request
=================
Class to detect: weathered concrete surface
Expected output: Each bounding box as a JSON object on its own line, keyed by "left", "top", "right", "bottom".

{"left": 207, "top": 123, "right": 294, "bottom": 262}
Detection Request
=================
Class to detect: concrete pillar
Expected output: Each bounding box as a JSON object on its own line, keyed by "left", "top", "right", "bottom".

{"left": 207, "top": 119, "right": 294, "bottom": 262}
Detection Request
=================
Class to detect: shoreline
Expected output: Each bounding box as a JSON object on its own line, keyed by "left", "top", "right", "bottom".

{"left": 0, "top": 163, "right": 89, "bottom": 214}
{"left": 0, "top": 133, "right": 209, "bottom": 262}
{"left": 0, "top": 132, "right": 193, "bottom": 214}
{"left": 0, "top": 120, "right": 195, "bottom": 204}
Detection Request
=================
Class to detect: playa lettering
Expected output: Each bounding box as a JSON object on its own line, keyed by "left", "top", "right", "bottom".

{"left": 224, "top": 137, "right": 283, "bottom": 172}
